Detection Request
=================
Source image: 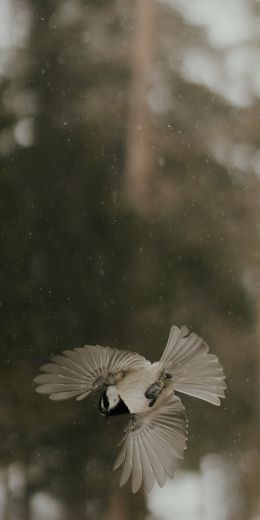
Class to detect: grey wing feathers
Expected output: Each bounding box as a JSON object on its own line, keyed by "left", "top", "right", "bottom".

{"left": 34, "top": 345, "right": 149, "bottom": 401}
{"left": 113, "top": 394, "right": 187, "bottom": 493}
{"left": 160, "top": 325, "right": 226, "bottom": 406}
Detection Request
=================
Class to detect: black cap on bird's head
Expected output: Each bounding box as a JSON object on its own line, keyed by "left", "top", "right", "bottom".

{"left": 99, "top": 386, "right": 130, "bottom": 417}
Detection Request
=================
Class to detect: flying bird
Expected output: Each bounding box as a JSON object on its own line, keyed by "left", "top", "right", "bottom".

{"left": 34, "top": 325, "right": 226, "bottom": 493}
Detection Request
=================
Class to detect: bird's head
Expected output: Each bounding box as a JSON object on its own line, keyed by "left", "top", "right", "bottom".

{"left": 99, "top": 385, "right": 120, "bottom": 417}
{"left": 99, "top": 385, "right": 130, "bottom": 417}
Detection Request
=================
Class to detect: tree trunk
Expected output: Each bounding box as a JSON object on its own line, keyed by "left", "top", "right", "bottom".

{"left": 124, "top": 0, "right": 155, "bottom": 213}
{"left": 65, "top": 500, "right": 87, "bottom": 520}
{"left": 1, "top": 467, "right": 10, "bottom": 520}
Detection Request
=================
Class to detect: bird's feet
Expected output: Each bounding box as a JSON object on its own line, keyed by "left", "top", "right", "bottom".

{"left": 145, "top": 381, "right": 164, "bottom": 407}
{"left": 145, "top": 372, "right": 172, "bottom": 407}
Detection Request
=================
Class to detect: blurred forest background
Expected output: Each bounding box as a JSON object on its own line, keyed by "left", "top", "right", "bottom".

{"left": 1, "top": 0, "right": 260, "bottom": 519}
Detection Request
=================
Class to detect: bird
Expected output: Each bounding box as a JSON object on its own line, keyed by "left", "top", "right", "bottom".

{"left": 34, "top": 325, "right": 226, "bottom": 493}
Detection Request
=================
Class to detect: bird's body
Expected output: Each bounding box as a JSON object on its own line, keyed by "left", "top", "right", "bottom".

{"left": 117, "top": 363, "right": 158, "bottom": 414}
{"left": 34, "top": 325, "right": 226, "bottom": 493}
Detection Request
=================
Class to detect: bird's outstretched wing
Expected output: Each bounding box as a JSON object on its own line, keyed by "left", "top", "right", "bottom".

{"left": 34, "top": 345, "right": 149, "bottom": 401}
{"left": 113, "top": 394, "right": 187, "bottom": 493}
{"left": 160, "top": 325, "right": 226, "bottom": 406}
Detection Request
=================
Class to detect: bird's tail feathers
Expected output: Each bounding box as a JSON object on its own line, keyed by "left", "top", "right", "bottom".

{"left": 160, "top": 326, "right": 226, "bottom": 406}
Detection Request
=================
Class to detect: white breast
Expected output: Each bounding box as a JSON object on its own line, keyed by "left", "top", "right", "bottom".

{"left": 116, "top": 363, "right": 161, "bottom": 414}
